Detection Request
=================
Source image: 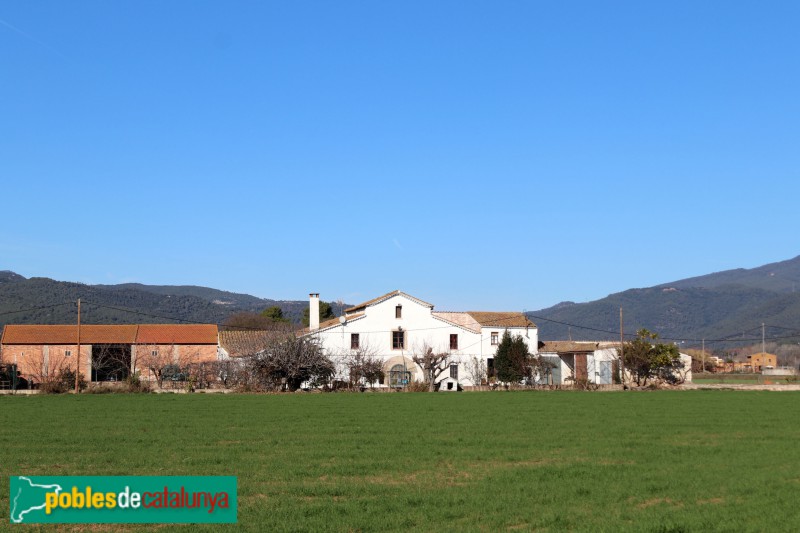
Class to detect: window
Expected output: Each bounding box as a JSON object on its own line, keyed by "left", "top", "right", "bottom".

{"left": 392, "top": 330, "right": 405, "bottom": 350}
{"left": 389, "top": 364, "right": 411, "bottom": 387}
{"left": 351, "top": 333, "right": 360, "bottom": 350}
{"left": 65, "top": 350, "right": 72, "bottom": 357}
{"left": 450, "top": 364, "right": 458, "bottom": 380}
{"left": 449, "top": 334, "right": 458, "bottom": 350}
{"left": 151, "top": 350, "right": 159, "bottom": 357}
{"left": 395, "top": 305, "right": 402, "bottom": 319}
{"left": 491, "top": 332, "right": 499, "bottom": 345}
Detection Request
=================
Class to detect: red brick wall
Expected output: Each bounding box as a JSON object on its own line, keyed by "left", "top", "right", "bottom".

{"left": 1, "top": 344, "right": 91, "bottom": 384}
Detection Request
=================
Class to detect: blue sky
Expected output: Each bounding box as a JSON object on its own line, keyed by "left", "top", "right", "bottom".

{"left": 2, "top": 1, "right": 799, "bottom": 311}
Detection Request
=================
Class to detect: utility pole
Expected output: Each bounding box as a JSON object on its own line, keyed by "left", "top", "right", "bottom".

{"left": 702, "top": 338, "right": 705, "bottom": 374}
{"left": 619, "top": 307, "right": 625, "bottom": 388}
{"left": 762, "top": 323, "right": 766, "bottom": 355}
{"left": 75, "top": 299, "right": 81, "bottom": 393}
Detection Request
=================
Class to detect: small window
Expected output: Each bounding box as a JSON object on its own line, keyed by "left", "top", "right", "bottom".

{"left": 491, "top": 332, "right": 499, "bottom": 345}
{"left": 351, "top": 333, "right": 360, "bottom": 350}
{"left": 65, "top": 350, "right": 72, "bottom": 357}
{"left": 449, "top": 334, "right": 458, "bottom": 350}
{"left": 395, "top": 305, "right": 402, "bottom": 319}
{"left": 392, "top": 330, "right": 405, "bottom": 350}
{"left": 450, "top": 364, "right": 458, "bottom": 380}
{"left": 151, "top": 350, "right": 159, "bottom": 357}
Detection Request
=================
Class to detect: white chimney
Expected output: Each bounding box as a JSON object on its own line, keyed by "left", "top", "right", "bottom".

{"left": 309, "top": 293, "right": 320, "bottom": 330}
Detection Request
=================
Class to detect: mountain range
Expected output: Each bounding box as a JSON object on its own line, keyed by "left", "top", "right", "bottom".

{"left": 0, "top": 273, "right": 311, "bottom": 327}
{"left": 3, "top": 256, "right": 800, "bottom": 349}
{"left": 528, "top": 255, "right": 800, "bottom": 348}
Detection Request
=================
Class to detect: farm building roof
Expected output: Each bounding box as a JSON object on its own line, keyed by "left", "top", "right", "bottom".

{"left": 0, "top": 324, "right": 138, "bottom": 345}
{"left": 1, "top": 324, "right": 218, "bottom": 345}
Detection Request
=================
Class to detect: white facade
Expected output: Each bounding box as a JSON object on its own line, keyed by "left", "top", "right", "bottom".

{"left": 539, "top": 342, "right": 693, "bottom": 385}
{"left": 305, "top": 291, "right": 537, "bottom": 388}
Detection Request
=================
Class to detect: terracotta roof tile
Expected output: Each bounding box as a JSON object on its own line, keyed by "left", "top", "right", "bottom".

{"left": 135, "top": 324, "right": 218, "bottom": 345}
{"left": 219, "top": 330, "right": 282, "bottom": 357}
{"left": 1, "top": 325, "right": 138, "bottom": 345}
{"left": 466, "top": 312, "right": 535, "bottom": 329}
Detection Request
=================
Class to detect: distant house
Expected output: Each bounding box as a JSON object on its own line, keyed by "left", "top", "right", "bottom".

{"left": 304, "top": 291, "right": 537, "bottom": 388}
{"left": 744, "top": 352, "right": 777, "bottom": 372}
{"left": 0, "top": 324, "right": 219, "bottom": 386}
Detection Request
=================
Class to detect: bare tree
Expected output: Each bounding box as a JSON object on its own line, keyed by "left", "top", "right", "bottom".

{"left": 134, "top": 344, "right": 204, "bottom": 389}
{"left": 464, "top": 356, "right": 487, "bottom": 387}
{"left": 343, "top": 342, "right": 385, "bottom": 390}
{"left": 26, "top": 349, "right": 72, "bottom": 390}
{"left": 246, "top": 334, "right": 335, "bottom": 391}
{"left": 411, "top": 343, "right": 450, "bottom": 392}
{"left": 90, "top": 344, "right": 131, "bottom": 382}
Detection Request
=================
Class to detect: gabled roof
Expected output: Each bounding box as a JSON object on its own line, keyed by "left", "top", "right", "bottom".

{"left": 1, "top": 325, "right": 138, "bottom": 345}
{"left": 466, "top": 312, "right": 535, "bottom": 329}
{"left": 1, "top": 324, "right": 219, "bottom": 345}
{"left": 345, "top": 291, "right": 433, "bottom": 313}
{"left": 136, "top": 324, "right": 218, "bottom": 345}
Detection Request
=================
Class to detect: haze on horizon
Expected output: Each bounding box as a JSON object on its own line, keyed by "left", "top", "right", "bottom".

{"left": 2, "top": 2, "right": 799, "bottom": 311}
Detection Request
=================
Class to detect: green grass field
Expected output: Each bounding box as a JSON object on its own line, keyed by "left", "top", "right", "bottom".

{"left": 2, "top": 391, "right": 800, "bottom": 532}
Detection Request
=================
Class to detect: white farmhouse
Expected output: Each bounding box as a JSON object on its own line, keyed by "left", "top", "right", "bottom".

{"left": 305, "top": 291, "right": 537, "bottom": 389}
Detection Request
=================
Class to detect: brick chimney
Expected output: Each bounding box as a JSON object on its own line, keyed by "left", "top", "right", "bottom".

{"left": 309, "top": 293, "right": 320, "bottom": 330}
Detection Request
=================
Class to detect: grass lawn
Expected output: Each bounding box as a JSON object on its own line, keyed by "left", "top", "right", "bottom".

{"left": 2, "top": 391, "right": 800, "bottom": 532}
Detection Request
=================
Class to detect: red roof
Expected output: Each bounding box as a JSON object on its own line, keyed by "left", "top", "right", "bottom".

{"left": 1, "top": 324, "right": 218, "bottom": 345}
{"left": 135, "top": 324, "right": 218, "bottom": 345}
{"left": 1, "top": 325, "right": 138, "bottom": 345}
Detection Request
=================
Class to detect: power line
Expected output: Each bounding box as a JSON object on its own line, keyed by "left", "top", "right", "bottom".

{"left": 3, "top": 299, "right": 800, "bottom": 348}
{"left": 86, "top": 303, "right": 205, "bottom": 325}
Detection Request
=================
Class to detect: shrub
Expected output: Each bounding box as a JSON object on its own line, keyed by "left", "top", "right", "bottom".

{"left": 125, "top": 373, "right": 151, "bottom": 393}
{"left": 40, "top": 369, "right": 87, "bottom": 394}
{"left": 84, "top": 385, "right": 115, "bottom": 394}
{"left": 403, "top": 381, "right": 430, "bottom": 392}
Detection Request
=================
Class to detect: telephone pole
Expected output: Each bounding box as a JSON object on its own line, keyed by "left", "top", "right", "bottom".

{"left": 75, "top": 299, "right": 81, "bottom": 393}
{"left": 762, "top": 323, "right": 766, "bottom": 355}
{"left": 702, "top": 338, "right": 705, "bottom": 374}
{"left": 619, "top": 307, "right": 625, "bottom": 388}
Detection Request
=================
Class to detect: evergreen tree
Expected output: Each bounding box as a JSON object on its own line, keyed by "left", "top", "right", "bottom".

{"left": 494, "top": 330, "right": 531, "bottom": 383}
{"left": 302, "top": 301, "right": 336, "bottom": 327}
{"left": 261, "top": 305, "right": 290, "bottom": 323}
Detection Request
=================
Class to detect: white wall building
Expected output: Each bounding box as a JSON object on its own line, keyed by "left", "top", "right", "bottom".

{"left": 538, "top": 341, "right": 692, "bottom": 385}
{"left": 305, "top": 291, "right": 537, "bottom": 389}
